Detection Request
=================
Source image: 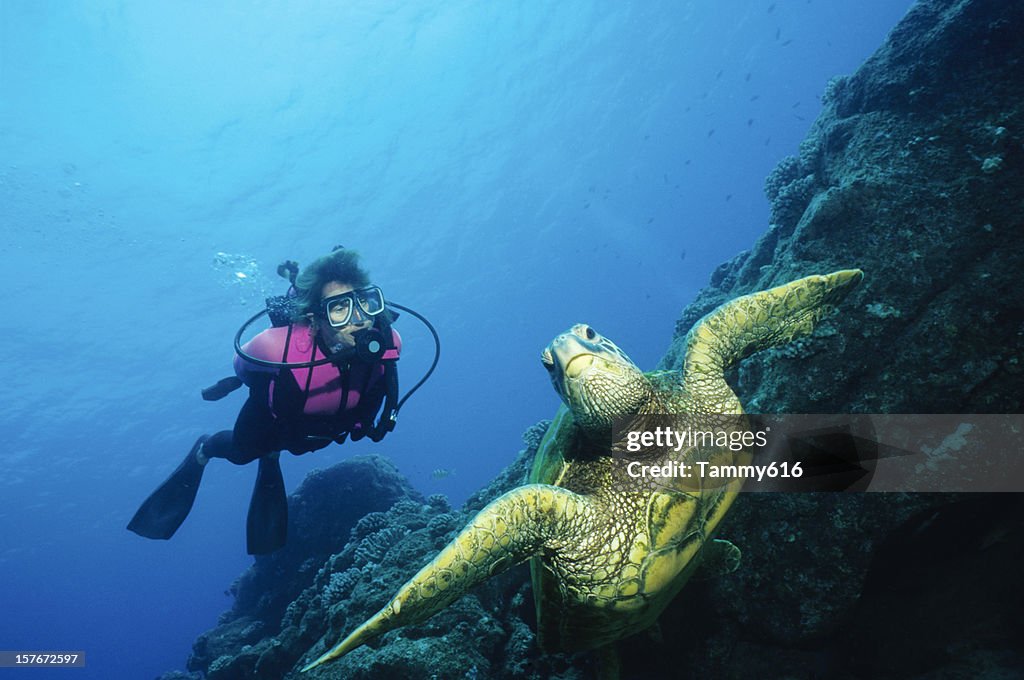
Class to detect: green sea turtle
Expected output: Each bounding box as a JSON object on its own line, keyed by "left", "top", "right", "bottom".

{"left": 302, "top": 269, "right": 863, "bottom": 673}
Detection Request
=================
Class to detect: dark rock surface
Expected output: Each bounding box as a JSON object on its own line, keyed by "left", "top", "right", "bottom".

{"left": 160, "top": 1, "right": 1023, "bottom": 678}
{"left": 651, "top": 0, "right": 1024, "bottom": 676}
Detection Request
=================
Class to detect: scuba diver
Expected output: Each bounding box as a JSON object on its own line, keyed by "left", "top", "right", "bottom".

{"left": 128, "top": 247, "right": 437, "bottom": 554}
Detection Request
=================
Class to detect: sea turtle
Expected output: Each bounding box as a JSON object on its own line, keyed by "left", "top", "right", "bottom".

{"left": 302, "top": 269, "right": 864, "bottom": 673}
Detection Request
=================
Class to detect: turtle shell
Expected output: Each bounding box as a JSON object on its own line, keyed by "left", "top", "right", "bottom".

{"left": 527, "top": 373, "right": 746, "bottom": 652}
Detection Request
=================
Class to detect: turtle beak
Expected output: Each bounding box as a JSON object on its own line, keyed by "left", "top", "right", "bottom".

{"left": 543, "top": 328, "right": 599, "bottom": 396}
{"left": 541, "top": 346, "right": 556, "bottom": 371}
{"left": 547, "top": 331, "right": 592, "bottom": 372}
{"left": 542, "top": 343, "right": 563, "bottom": 388}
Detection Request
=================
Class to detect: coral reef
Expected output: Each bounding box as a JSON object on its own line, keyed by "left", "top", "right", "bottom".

{"left": 162, "top": 429, "right": 585, "bottom": 680}
{"left": 175, "top": 455, "right": 423, "bottom": 679}
{"left": 160, "top": 1, "right": 1023, "bottom": 677}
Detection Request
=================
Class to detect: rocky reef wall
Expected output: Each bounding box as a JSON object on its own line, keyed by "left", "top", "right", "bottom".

{"left": 660, "top": 0, "right": 1024, "bottom": 415}
{"left": 650, "top": 0, "right": 1024, "bottom": 676}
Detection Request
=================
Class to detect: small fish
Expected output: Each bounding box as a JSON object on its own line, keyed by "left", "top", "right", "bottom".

{"left": 745, "top": 72, "right": 752, "bottom": 82}
{"left": 781, "top": 39, "right": 793, "bottom": 47}
{"left": 707, "top": 129, "right": 715, "bottom": 137}
{"left": 768, "top": 3, "right": 776, "bottom": 13}
{"left": 431, "top": 468, "right": 454, "bottom": 480}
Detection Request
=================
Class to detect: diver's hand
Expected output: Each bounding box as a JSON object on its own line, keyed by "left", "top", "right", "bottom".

{"left": 368, "top": 411, "right": 397, "bottom": 442}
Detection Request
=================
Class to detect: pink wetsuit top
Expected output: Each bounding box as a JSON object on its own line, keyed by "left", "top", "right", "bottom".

{"left": 234, "top": 325, "right": 401, "bottom": 418}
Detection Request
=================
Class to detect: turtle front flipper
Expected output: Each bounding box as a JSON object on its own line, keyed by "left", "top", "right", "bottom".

{"left": 683, "top": 269, "right": 863, "bottom": 409}
{"left": 301, "top": 484, "right": 595, "bottom": 672}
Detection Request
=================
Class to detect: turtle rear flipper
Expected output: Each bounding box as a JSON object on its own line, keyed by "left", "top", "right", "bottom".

{"left": 694, "top": 538, "right": 742, "bottom": 580}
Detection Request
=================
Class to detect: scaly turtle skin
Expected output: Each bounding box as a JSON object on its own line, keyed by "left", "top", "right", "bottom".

{"left": 302, "top": 269, "right": 863, "bottom": 672}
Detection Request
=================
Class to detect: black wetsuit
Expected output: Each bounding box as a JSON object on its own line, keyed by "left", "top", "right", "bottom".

{"left": 204, "top": 354, "right": 392, "bottom": 465}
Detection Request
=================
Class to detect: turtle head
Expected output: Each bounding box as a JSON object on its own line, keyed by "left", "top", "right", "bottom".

{"left": 542, "top": 324, "right": 652, "bottom": 433}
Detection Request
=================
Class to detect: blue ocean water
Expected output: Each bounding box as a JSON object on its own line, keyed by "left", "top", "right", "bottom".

{"left": 0, "top": 2, "right": 914, "bottom": 677}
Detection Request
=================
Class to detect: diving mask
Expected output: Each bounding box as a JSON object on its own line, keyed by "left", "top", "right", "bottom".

{"left": 321, "top": 286, "right": 385, "bottom": 327}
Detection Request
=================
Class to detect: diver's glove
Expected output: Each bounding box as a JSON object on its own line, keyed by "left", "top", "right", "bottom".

{"left": 201, "top": 376, "right": 244, "bottom": 401}
{"left": 367, "top": 409, "right": 398, "bottom": 442}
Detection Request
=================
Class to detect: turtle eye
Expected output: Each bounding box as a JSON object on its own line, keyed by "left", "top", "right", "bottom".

{"left": 585, "top": 326, "right": 596, "bottom": 341}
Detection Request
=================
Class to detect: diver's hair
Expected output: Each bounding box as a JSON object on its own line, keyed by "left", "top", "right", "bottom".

{"left": 291, "top": 248, "right": 371, "bottom": 321}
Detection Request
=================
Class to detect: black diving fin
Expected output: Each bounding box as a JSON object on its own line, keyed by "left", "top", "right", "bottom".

{"left": 246, "top": 453, "right": 288, "bottom": 555}
{"left": 127, "top": 435, "right": 208, "bottom": 540}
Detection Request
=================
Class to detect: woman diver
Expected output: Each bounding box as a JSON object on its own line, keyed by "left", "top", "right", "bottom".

{"left": 128, "top": 247, "right": 411, "bottom": 554}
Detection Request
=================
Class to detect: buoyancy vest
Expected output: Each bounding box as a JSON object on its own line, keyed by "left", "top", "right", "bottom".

{"left": 235, "top": 324, "right": 401, "bottom": 421}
